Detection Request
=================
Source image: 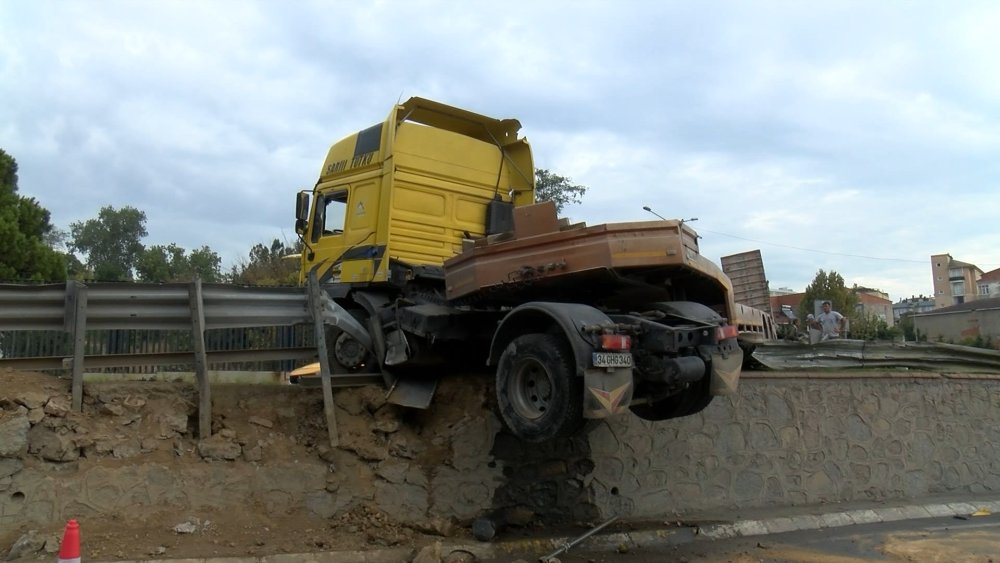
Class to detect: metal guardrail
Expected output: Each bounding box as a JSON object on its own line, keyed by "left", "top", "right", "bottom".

{"left": 0, "top": 281, "right": 368, "bottom": 335}
{"left": 0, "top": 276, "right": 375, "bottom": 446}
{"left": 751, "top": 339, "right": 1000, "bottom": 372}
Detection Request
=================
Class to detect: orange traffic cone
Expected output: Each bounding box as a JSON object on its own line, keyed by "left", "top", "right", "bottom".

{"left": 58, "top": 519, "right": 80, "bottom": 563}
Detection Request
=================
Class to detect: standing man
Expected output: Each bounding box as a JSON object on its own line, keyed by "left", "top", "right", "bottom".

{"left": 812, "top": 301, "right": 846, "bottom": 340}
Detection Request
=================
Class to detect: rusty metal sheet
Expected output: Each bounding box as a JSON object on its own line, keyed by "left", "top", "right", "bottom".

{"left": 443, "top": 220, "right": 698, "bottom": 301}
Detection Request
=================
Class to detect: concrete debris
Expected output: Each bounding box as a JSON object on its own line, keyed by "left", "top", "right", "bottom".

{"left": 43, "top": 396, "right": 71, "bottom": 418}
{"left": 112, "top": 439, "right": 142, "bottom": 459}
{"left": 173, "top": 518, "right": 206, "bottom": 534}
{"left": 5, "top": 530, "right": 45, "bottom": 560}
{"left": 14, "top": 391, "right": 50, "bottom": 410}
{"left": 197, "top": 436, "right": 242, "bottom": 461}
{"left": 243, "top": 443, "right": 263, "bottom": 462}
{"left": 26, "top": 425, "right": 79, "bottom": 462}
{"left": 100, "top": 403, "right": 126, "bottom": 417}
{"left": 412, "top": 541, "right": 441, "bottom": 563}
{"left": 414, "top": 517, "right": 456, "bottom": 538}
{"left": 376, "top": 459, "right": 410, "bottom": 484}
{"left": 0, "top": 408, "right": 30, "bottom": 458}
{"left": 122, "top": 395, "right": 146, "bottom": 409}
{"left": 248, "top": 416, "right": 274, "bottom": 428}
{"left": 443, "top": 551, "right": 477, "bottom": 563}
{"left": 154, "top": 408, "right": 188, "bottom": 438}
{"left": 373, "top": 405, "right": 402, "bottom": 434}
{"left": 26, "top": 408, "right": 44, "bottom": 425}
{"left": 42, "top": 534, "right": 61, "bottom": 554}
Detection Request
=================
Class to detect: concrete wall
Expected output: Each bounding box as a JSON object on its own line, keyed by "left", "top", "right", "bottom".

{"left": 585, "top": 374, "right": 1000, "bottom": 519}
{"left": 914, "top": 307, "right": 1000, "bottom": 348}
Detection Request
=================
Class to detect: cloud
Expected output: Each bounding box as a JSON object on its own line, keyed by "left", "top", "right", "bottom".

{"left": 1, "top": 0, "right": 998, "bottom": 301}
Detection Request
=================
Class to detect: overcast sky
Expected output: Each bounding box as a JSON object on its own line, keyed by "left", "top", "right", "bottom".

{"left": 3, "top": 1, "right": 998, "bottom": 301}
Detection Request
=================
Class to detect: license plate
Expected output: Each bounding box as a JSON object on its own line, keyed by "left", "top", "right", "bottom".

{"left": 592, "top": 352, "right": 633, "bottom": 368}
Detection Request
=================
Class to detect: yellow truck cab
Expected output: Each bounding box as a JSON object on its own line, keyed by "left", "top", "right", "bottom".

{"left": 297, "top": 97, "right": 534, "bottom": 286}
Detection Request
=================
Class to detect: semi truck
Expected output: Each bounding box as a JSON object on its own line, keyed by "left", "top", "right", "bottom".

{"left": 293, "top": 97, "right": 742, "bottom": 442}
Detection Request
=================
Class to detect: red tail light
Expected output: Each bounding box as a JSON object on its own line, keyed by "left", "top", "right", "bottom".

{"left": 716, "top": 325, "right": 738, "bottom": 341}
{"left": 600, "top": 334, "right": 631, "bottom": 351}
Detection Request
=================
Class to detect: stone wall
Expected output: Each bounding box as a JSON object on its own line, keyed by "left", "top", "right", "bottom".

{"left": 586, "top": 374, "right": 1000, "bottom": 519}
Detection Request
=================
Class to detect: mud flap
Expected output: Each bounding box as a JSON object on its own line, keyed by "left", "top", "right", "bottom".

{"left": 386, "top": 376, "right": 439, "bottom": 409}
{"left": 582, "top": 367, "right": 633, "bottom": 418}
{"left": 709, "top": 345, "right": 743, "bottom": 396}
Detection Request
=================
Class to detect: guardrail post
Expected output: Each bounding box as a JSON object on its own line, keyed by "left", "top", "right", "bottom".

{"left": 65, "top": 281, "right": 88, "bottom": 411}
{"left": 189, "top": 277, "right": 212, "bottom": 439}
{"left": 307, "top": 271, "right": 339, "bottom": 448}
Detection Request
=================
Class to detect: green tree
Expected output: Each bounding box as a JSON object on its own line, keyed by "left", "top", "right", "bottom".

{"left": 229, "top": 239, "right": 301, "bottom": 286}
{"left": 0, "top": 149, "right": 66, "bottom": 281}
{"left": 534, "top": 168, "right": 587, "bottom": 213}
{"left": 898, "top": 313, "right": 916, "bottom": 341}
{"left": 851, "top": 312, "right": 900, "bottom": 341}
{"left": 798, "top": 269, "right": 858, "bottom": 325}
{"left": 136, "top": 244, "right": 223, "bottom": 283}
{"left": 136, "top": 243, "right": 187, "bottom": 282}
{"left": 70, "top": 206, "right": 148, "bottom": 281}
{"left": 188, "top": 246, "right": 223, "bottom": 282}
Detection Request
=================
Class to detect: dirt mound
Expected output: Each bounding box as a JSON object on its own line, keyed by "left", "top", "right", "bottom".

{"left": 0, "top": 368, "right": 502, "bottom": 560}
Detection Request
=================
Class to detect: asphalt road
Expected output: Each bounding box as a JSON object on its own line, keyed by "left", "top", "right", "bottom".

{"left": 513, "top": 514, "right": 1000, "bottom": 563}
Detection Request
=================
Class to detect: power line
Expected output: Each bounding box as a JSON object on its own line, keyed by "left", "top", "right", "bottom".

{"left": 698, "top": 227, "right": 1000, "bottom": 266}
{"left": 638, "top": 206, "right": 1000, "bottom": 267}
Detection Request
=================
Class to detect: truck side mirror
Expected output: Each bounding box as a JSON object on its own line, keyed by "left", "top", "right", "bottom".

{"left": 295, "top": 192, "right": 310, "bottom": 235}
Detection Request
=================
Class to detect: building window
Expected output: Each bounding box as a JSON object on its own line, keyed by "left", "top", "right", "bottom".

{"left": 980, "top": 284, "right": 991, "bottom": 296}
{"left": 951, "top": 281, "right": 965, "bottom": 296}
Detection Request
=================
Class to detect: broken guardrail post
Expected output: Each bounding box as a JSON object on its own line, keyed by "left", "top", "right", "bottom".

{"left": 65, "top": 281, "right": 88, "bottom": 411}
{"left": 307, "top": 271, "right": 340, "bottom": 448}
{"left": 189, "top": 277, "right": 211, "bottom": 439}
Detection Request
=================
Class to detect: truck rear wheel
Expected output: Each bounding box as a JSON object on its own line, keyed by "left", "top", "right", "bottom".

{"left": 495, "top": 333, "right": 582, "bottom": 443}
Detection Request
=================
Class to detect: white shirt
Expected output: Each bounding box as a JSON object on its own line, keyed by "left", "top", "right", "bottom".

{"left": 817, "top": 310, "right": 844, "bottom": 338}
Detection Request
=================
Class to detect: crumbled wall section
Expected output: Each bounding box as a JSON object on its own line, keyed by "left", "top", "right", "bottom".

{"left": 0, "top": 371, "right": 503, "bottom": 536}
{"left": 587, "top": 375, "right": 1000, "bottom": 519}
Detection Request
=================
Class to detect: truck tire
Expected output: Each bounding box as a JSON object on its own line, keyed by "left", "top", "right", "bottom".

{"left": 329, "top": 327, "right": 371, "bottom": 372}
{"left": 495, "top": 333, "right": 582, "bottom": 443}
{"left": 325, "top": 306, "right": 373, "bottom": 373}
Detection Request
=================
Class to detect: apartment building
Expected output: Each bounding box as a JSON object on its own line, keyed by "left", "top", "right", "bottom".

{"left": 980, "top": 267, "right": 1000, "bottom": 300}
{"left": 930, "top": 253, "right": 984, "bottom": 308}
{"left": 892, "top": 296, "right": 936, "bottom": 321}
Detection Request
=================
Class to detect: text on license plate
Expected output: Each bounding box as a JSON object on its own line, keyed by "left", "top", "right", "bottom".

{"left": 592, "top": 352, "right": 633, "bottom": 368}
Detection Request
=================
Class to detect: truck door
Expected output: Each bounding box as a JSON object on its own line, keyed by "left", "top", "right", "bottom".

{"left": 308, "top": 180, "right": 382, "bottom": 284}
{"left": 308, "top": 188, "right": 349, "bottom": 283}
